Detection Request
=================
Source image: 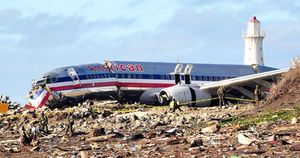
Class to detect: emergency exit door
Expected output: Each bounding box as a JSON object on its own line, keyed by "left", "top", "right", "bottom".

{"left": 67, "top": 68, "right": 81, "bottom": 88}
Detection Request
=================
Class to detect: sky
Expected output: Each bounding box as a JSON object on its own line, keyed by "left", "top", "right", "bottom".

{"left": 0, "top": 0, "right": 299, "bottom": 104}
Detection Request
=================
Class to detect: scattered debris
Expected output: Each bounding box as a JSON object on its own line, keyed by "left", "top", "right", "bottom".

{"left": 0, "top": 66, "right": 300, "bottom": 157}
{"left": 201, "top": 124, "right": 219, "bottom": 133}
{"left": 238, "top": 132, "right": 257, "bottom": 145}
{"left": 291, "top": 117, "right": 298, "bottom": 124}
{"left": 190, "top": 139, "right": 203, "bottom": 147}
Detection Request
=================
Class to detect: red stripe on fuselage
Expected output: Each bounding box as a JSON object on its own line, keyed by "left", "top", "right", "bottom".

{"left": 37, "top": 92, "right": 50, "bottom": 108}
{"left": 49, "top": 81, "right": 174, "bottom": 91}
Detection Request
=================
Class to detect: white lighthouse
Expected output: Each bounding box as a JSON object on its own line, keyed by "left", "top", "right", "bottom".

{"left": 243, "top": 16, "right": 265, "bottom": 65}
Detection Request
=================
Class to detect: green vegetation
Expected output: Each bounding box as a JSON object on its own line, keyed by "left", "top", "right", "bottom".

{"left": 220, "top": 109, "right": 296, "bottom": 127}
{"left": 293, "top": 104, "right": 300, "bottom": 117}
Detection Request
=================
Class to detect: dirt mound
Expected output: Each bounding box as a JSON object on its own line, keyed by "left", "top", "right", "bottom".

{"left": 261, "top": 64, "right": 300, "bottom": 110}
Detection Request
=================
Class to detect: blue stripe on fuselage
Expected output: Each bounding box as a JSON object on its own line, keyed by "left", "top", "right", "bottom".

{"left": 47, "top": 73, "right": 234, "bottom": 84}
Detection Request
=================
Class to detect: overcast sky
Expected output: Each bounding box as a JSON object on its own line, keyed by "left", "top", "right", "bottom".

{"left": 0, "top": 0, "right": 299, "bottom": 104}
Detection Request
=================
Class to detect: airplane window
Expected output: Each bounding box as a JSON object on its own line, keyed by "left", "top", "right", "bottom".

{"left": 46, "top": 77, "right": 51, "bottom": 83}
{"left": 138, "top": 74, "right": 142, "bottom": 79}
{"left": 51, "top": 78, "right": 57, "bottom": 83}
{"left": 153, "top": 75, "right": 159, "bottom": 79}
{"left": 127, "top": 74, "right": 131, "bottom": 79}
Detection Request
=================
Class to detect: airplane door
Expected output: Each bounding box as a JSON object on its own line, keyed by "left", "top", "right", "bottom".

{"left": 67, "top": 68, "right": 81, "bottom": 88}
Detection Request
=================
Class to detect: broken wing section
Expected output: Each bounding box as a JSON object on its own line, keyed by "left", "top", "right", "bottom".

{"left": 199, "top": 68, "right": 290, "bottom": 100}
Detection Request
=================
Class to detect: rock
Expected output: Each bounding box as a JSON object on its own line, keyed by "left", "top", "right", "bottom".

{"left": 233, "top": 105, "right": 238, "bottom": 110}
{"left": 201, "top": 124, "right": 219, "bottom": 133}
{"left": 290, "top": 144, "right": 300, "bottom": 151}
{"left": 79, "top": 151, "right": 89, "bottom": 158}
{"left": 8, "top": 147, "right": 20, "bottom": 153}
{"left": 291, "top": 117, "right": 298, "bottom": 124}
{"left": 30, "top": 146, "right": 40, "bottom": 152}
{"left": 266, "top": 135, "right": 276, "bottom": 142}
{"left": 112, "top": 131, "right": 125, "bottom": 138}
{"left": 188, "top": 147, "right": 205, "bottom": 152}
{"left": 56, "top": 112, "right": 68, "bottom": 121}
{"left": 93, "top": 128, "right": 106, "bottom": 136}
{"left": 102, "top": 109, "right": 113, "bottom": 118}
{"left": 241, "top": 150, "right": 266, "bottom": 155}
{"left": 238, "top": 133, "right": 256, "bottom": 145}
{"left": 166, "top": 137, "right": 188, "bottom": 145}
{"left": 90, "top": 142, "right": 100, "bottom": 150}
{"left": 200, "top": 113, "right": 208, "bottom": 121}
{"left": 126, "top": 133, "right": 144, "bottom": 141}
{"left": 190, "top": 139, "right": 203, "bottom": 147}
{"left": 166, "top": 128, "right": 177, "bottom": 134}
{"left": 131, "top": 114, "right": 139, "bottom": 121}
{"left": 152, "top": 121, "right": 167, "bottom": 128}
{"left": 80, "top": 108, "right": 91, "bottom": 117}
{"left": 88, "top": 134, "right": 114, "bottom": 142}
{"left": 79, "top": 137, "right": 86, "bottom": 141}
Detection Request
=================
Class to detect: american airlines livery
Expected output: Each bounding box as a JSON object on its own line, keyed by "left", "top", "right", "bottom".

{"left": 25, "top": 60, "right": 289, "bottom": 109}
{"left": 25, "top": 16, "right": 291, "bottom": 109}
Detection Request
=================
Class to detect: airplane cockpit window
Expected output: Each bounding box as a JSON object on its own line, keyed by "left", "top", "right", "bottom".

{"left": 46, "top": 76, "right": 52, "bottom": 83}
{"left": 51, "top": 77, "right": 57, "bottom": 83}
{"left": 35, "top": 78, "right": 46, "bottom": 86}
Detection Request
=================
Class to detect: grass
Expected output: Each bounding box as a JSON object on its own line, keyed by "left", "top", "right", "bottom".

{"left": 220, "top": 109, "right": 295, "bottom": 127}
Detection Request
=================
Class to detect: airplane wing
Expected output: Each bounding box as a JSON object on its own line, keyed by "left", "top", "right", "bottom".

{"left": 199, "top": 68, "right": 290, "bottom": 98}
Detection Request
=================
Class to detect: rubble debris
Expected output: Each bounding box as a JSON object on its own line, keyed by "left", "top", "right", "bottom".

{"left": 0, "top": 94, "right": 21, "bottom": 114}
{"left": 102, "top": 109, "right": 113, "bottom": 118}
{"left": 190, "top": 139, "right": 203, "bottom": 147}
{"left": 79, "top": 151, "right": 89, "bottom": 158}
{"left": 125, "top": 133, "right": 144, "bottom": 141}
{"left": 1, "top": 67, "right": 300, "bottom": 158}
{"left": 291, "top": 117, "right": 298, "bottom": 124}
{"left": 238, "top": 132, "right": 257, "bottom": 145}
{"left": 93, "top": 128, "right": 106, "bottom": 136}
{"left": 201, "top": 124, "right": 219, "bottom": 133}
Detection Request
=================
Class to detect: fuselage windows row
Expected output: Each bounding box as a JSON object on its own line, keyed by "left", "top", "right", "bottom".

{"left": 81, "top": 73, "right": 230, "bottom": 81}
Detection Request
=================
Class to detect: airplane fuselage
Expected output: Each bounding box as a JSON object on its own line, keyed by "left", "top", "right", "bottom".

{"left": 33, "top": 61, "right": 276, "bottom": 102}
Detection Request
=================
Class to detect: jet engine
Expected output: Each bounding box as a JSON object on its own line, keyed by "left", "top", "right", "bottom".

{"left": 158, "top": 85, "right": 212, "bottom": 107}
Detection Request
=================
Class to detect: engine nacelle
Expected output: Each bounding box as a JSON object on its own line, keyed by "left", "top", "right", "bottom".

{"left": 158, "top": 85, "right": 211, "bottom": 107}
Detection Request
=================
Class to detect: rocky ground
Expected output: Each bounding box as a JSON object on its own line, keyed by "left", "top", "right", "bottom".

{"left": 0, "top": 66, "right": 300, "bottom": 158}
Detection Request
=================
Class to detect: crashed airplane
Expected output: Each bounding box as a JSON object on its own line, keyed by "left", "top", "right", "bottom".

{"left": 25, "top": 60, "right": 289, "bottom": 109}
{"left": 25, "top": 16, "right": 290, "bottom": 109}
